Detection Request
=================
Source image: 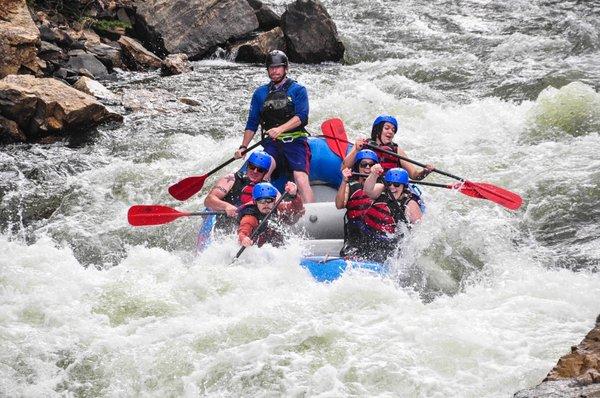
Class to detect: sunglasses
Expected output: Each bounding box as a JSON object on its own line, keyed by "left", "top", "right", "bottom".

{"left": 359, "top": 161, "right": 375, "bottom": 168}
{"left": 256, "top": 198, "right": 275, "bottom": 205}
{"left": 388, "top": 182, "right": 404, "bottom": 188}
{"left": 248, "top": 164, "right": 267, "bottom": 173}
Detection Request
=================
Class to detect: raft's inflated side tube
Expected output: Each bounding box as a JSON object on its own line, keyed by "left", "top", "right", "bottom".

{"left": 300, "top": 256, "right": 387, "bottom": 282}
{"left": 293, "top": 202, "right": 345, "bottom": 239}
{"left": 271, "top": 137, "right": 344, "bottom": 194}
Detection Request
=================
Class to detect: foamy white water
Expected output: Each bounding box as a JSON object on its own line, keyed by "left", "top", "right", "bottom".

{"left": 2, "top": 0, "right": 600, "bottom": 396}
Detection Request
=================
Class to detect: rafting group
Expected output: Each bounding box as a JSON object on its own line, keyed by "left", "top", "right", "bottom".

{"left": 128, "top": 50, "right": 522, "bottom": 269}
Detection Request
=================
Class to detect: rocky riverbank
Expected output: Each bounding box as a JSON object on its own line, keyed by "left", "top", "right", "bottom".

{"left": 515, "top": 315, "right": 600, "bottom": 397}
{"left": 0, "top": 0, "right": 344, "bottom": 144}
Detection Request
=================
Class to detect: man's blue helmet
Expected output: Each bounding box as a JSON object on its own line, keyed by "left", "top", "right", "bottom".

{"left": 384, "top": 168, "right": 409, "bottom": 185}
{"left": 247, "top": 151, "right": 272, "bottom": 171}
{"left": 252, "top": 182, "right": 279, "bottom": 201}
{"left": 372, "top": 115, "right": 398, "bottom": 132}
{"left": 354, "top": 149, "right": 379, "bottom": 165}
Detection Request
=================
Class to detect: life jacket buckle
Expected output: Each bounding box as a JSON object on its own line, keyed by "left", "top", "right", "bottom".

{"left": 280, "top": 136, "right": 294, "bottom": 143}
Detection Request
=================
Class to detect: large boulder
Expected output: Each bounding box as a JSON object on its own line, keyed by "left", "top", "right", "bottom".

{"left": 233, "top": 27, "right": 286, "bottom": 63}
{"left": 281, "top": 0, "right": 344, "bottom": 63}
{"left": 0, "top": 75, "right": 122, "bottom": 142}
{"left": 118, "top": 35, "right": 162, "bottom": 70}
{"left": 127, "top": 0, "right": 259, "bottom": 59}
{"left": 0, "top": 0, "right": 41, "bottom": 78}
{"left": 247, "top": 0, "right": 280, "bottom": 31}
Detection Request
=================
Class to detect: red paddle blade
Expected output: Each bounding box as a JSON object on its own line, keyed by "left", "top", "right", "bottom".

{"left": 321, "top": 118, "right": 349, "bottom": 159}
{"left": 128, "top": 205, "right": 190, "bottom": 226}
{"left": 450, "top": 182, "right": 487, "bottom": 199}
{"left": 168, "top": 175, "right": 207, "bottom": 201}
{"left": 462, "top": 181, "right": 523, "bottom": 210}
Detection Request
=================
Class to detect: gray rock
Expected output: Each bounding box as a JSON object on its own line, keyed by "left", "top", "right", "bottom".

{"left": 129, "top": 0, "right": 259, "bottom": 59}
{"left": 85, "top": 42, "right": 123, "bottom": 69}
{"left": 282, "top": 0, "right": 345, "bottom": 63}
{"left": 66, "top": 51, "right": 109, "bottom": 79}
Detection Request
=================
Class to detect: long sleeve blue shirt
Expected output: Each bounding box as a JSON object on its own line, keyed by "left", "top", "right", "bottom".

{"left": 244, "top": 79, "right": 309, "bottom": 133}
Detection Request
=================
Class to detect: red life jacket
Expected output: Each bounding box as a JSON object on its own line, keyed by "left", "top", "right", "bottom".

{"left": 345, "top": 180, "right": 372, "bottom": 220}
{"left": 363, "top": 191, "right": 409, "bottom": 235}
{"left": 368, "top": 139, "right": 400, "bottom": 172}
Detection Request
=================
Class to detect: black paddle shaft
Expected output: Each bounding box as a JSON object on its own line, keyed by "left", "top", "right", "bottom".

{"left": 205, "top": 140, "right": 264, "bottom": 178}
{"left": 232, "top": 193, "right": 289, "bottom": 261}
{"left": 352, "top": 172, "right": 450, "bottom": 189}
{"left": 362, "top": 143, "right": 464, "bottom": 182}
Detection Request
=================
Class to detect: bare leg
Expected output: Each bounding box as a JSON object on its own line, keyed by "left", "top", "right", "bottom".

{"left": 264, "top": 155, "right": 276, "bottom": 181}
{"left": 293, "top": 170, "right": 314, "bottom": 203}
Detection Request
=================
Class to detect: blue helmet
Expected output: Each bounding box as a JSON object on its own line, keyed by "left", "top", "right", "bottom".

{"left": 384, "top": 168, "right": 409, "bottom": 186}
{"left": 247, "top": 150, "right": 272, "bottom": 171}
{"left": 252, "top": 182, "right": 279, "bottom": 201}
{"left": 354, "top": 149, "right": 379, "bottom": 165}
{"left": 372, "top": 115, "right": 398, "bottom": 132}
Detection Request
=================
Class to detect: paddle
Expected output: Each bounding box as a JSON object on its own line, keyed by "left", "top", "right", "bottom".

{"left": 320, "top": 118, "right": 349, "bottom": 159}
{"left": 232, "top": 193, "right": 289, "bottom": 262}
{"left": 128, "top": 205, "right": 225, "bottom": 226}
{"left": 168, "top": 140, "right": 264, "bottom": 201}
{"left": 324, "top": 118, "right": 522, "bottom": 210}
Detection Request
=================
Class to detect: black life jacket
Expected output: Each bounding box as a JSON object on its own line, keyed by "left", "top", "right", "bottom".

{"left": 363, "top": 190, "right": 410, "bottom": 235}
{"left": 214, "top": 172, "right": 256, "bottom": 232}
{"left": 238, "top": 204, "right": 284, "bottom": 247}
{"left": 368, "top": 139, "right": 400, "bottom": 172}
{"left": 260, "top": 79, "right": 296, "bottom": 133}
{"left": 223, "top": 171, "right": 255, "bottom": 207}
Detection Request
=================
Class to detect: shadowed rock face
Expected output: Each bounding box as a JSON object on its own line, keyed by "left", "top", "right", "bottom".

{"left": 233, "top": 27, "right": 286, "bottom": 64}
{"left": 128, "top": 0, "right": 259, "bottom": 59}
{"left": 0, "top": 75, "right": 122, "bottom": 143}
{"left": 282, "top": 0, "right": 345, "bottom": 63}
{"left": 0, "top": 0, "right": 41, "bottom": 78}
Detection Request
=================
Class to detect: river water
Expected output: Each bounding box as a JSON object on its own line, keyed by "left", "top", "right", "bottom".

{"left": 1, "top": 0, "right": 600, "bottom": 396}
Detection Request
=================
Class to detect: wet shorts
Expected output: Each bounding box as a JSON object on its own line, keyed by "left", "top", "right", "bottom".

{"left": 262, "top": 137, "right": 311, "bottom": 175}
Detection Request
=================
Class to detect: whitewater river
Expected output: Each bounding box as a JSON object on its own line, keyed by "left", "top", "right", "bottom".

{"left": 1, "top": 0, "right": 600, "bottom": 396}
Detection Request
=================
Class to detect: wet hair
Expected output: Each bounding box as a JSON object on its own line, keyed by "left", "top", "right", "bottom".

{"left": 370, "top": 123, "right": 383, "bottom": 142}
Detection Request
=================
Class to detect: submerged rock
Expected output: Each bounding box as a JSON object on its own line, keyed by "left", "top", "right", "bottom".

{"left": 0, "top": 75, "right": 122, "bottom": 143}
{"left": 0, "top": 0, "right": 41, "bottom": 78}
